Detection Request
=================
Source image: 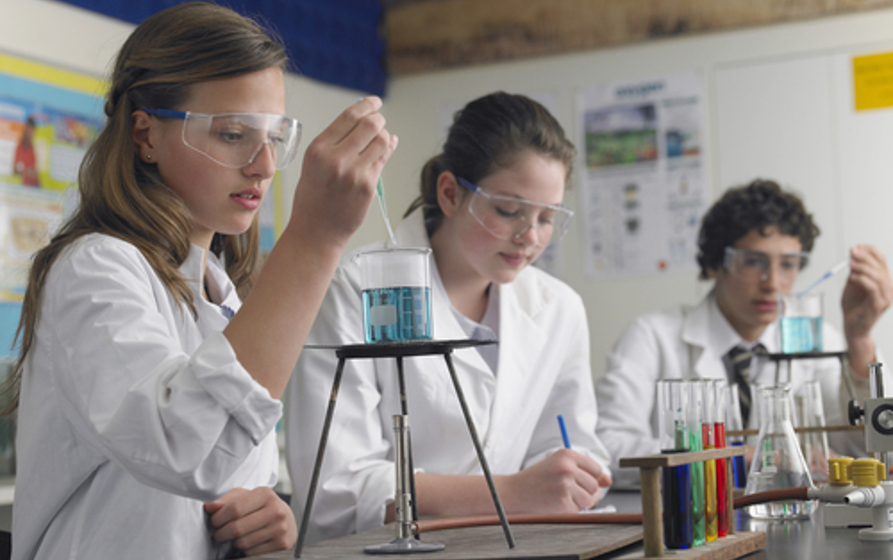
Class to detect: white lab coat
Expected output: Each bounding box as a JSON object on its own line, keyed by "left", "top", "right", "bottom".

{"left": 595, "top": 292, "right": 872, "bottom": 489}
{"left": 286, "top": 209, "right": 612, "bottom": 543}
{"left": 12, "top": 234, "right": 281, "bottom": 560}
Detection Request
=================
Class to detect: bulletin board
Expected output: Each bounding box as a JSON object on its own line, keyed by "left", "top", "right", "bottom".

{"left": 0, "top": 51, "right": 106, "bottom": 359}
{"left": 0, "top": 51, "right": 289, "bottom": 360}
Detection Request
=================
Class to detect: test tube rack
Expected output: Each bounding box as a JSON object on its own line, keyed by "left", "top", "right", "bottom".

{"left": 620, "top": 447, "right": 766, "bottom": 559}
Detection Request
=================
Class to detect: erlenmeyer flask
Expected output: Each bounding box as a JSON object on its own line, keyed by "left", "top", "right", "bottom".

{"left": 744, "top": 385, "right": 816, "bottom": 520}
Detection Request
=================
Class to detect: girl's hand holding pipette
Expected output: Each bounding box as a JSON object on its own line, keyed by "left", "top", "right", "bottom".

{"left": 841, "top": 244, "right": 893, "bottom": 378}
{"left": 227, "top": 97, "right": 397, "bottom": 398}
{"left": 288, "top": 96, "right": 399, "bottom": 250}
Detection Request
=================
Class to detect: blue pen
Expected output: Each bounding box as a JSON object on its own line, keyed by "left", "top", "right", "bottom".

{"left": 557, "top": 414, "right": 571, "bottom": 449}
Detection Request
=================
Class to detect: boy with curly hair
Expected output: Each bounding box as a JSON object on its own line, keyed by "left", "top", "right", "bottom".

{"left": 596, "top": 178, "right": 893, "bottom": 488}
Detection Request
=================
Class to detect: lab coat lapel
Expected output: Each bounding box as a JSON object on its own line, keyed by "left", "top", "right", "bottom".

{"left": 395, "top": 211, "right": 495, "bottom": 379}
{"left": 431, "top": 279, "right": 494, "bottom": 382}
{"left": 485, "top": 278, "right": 549, "bottom": 453}
{"left": 681, "top": 297, "right": 723, "bottom": 380}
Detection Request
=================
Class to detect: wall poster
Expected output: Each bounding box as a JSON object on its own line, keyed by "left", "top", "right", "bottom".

{"left": 576, "top": 72, "right": 707, "bottom": 280}
{"left": 0, "top": 52, "right": 108, "bottom": 358}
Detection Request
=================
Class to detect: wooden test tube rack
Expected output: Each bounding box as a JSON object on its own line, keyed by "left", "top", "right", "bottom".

{"left": 620, "top": 446, "right": 765, "bottom": 559}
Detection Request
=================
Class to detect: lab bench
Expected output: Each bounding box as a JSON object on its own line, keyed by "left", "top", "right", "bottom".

{"left": 602, "top": 490, "right": 893, "bottom": 560}
{"left": 253, "top": 490, "right": 893, "bottom": 560}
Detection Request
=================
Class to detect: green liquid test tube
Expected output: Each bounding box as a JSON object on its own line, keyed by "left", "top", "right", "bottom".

{"left": 703, "top": 381, "right": 718, "bottom": 542}
{"left": 688, "top": 382, "right": 705, "bottom": 547}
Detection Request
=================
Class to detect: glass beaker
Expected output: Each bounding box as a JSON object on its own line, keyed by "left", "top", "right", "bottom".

{"left": 794, "top": 380, "right": 830, "bottom": 484}
{"left": 778, "top": 293, "right": 823, "bottom": 353}
{"left": 745, "top": 385, "right": 816, "bottom": 520}
{"left": 355, "top": 247, "right": 433, "bottom": 343}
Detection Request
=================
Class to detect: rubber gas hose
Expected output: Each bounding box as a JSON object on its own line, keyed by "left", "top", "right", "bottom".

{"left": 411, "top": 486, "right": 810, "bottom": 534}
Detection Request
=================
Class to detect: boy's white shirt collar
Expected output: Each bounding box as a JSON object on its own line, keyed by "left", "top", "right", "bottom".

{"left": 706, "top": 290, "right": 779, "bottom": 355}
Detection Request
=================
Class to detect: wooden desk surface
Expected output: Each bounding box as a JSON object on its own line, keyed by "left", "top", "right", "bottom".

{"left": 258, "top": 491, "right": 893, "bottom": 559}
{"left": 257, "top": 523, "right": 643, "bottom": 559}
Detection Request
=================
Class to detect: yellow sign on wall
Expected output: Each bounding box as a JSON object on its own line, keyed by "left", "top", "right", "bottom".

{"left": 853, "top": 51, "right": 893, "bottom": 111}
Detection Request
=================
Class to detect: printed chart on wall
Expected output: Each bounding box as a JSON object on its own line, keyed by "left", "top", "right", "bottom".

{"left": 577, "top": 72, "right": 706, "bottom": 280}
{"left": 0, "top": 52, "right": 106, "bottom": 359}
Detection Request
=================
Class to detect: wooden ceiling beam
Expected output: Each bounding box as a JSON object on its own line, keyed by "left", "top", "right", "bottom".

{"left": 385, "top": 0, "right": 893, "bottom": 75}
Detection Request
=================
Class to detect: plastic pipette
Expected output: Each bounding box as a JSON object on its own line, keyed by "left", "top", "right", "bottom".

{"left": 797, "top": 259, "right": 850, "bottom": 297}
{"left": 377, "top": 177, "right": 397, "bottom": 246}
{"left": 354, "top": 96, "right": 398, "bottom": 246}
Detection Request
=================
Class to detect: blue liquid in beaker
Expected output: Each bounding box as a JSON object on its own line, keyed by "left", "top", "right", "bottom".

{"left": 362, "top": 286, "right": 432, "bottom": 343}
{"left": 781, "top": 316, "right": 823, "bottom": 353}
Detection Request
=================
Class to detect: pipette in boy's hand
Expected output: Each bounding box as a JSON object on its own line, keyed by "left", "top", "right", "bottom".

{"left": 797, "top": 259, "right": 850, "bottom": 297}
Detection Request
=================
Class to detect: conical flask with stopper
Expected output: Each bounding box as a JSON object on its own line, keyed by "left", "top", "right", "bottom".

{"left": 744, "top": 384, "right": 816, "bottom": 519}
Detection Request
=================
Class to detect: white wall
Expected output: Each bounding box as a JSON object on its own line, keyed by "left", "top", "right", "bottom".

{"left": 5, "top": 0, "right": 893, "bottom": 386}
{"left": 382, "top": 9, "right": 893, "bottom": 381}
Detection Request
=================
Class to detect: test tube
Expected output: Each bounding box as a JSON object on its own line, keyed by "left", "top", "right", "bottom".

{"left": 726, "top": 387, "right": 748, "bottom": 489}
{"left": 687, "top": 381, "right": 705, "bottom": 547}
{"left": 701, "top": 381, "right": 717, "bottom": 542}
{"left": 658, "top": 380, "right": 692, "bottom": 550}
{"left": 712, "top": 380, "right": 729, "bottom": 538}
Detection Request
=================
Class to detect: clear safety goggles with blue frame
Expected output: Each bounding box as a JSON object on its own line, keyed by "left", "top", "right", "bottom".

{"left": 455, "top": 176, "right": 573, "bottom": 248}
{"left": 723, "top": 246, "right": 809, "bottom": 281}
{"left": 143, "top": 109, "right": 302, "bottom": 170}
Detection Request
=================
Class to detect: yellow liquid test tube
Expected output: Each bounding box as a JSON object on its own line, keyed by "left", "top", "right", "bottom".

{"left": 702, "top": 380, "right": 719, "bottom": 542}
{"left": 703, "top": 420, "right": 718, "bottom": 542}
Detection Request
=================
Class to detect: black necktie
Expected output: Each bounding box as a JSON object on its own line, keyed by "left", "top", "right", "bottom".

{"left": 725, "top": 344, "right": 764, "bottom": 426}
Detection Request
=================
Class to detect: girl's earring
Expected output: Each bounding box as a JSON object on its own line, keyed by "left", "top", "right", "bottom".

{"left": 146, "top": 154, "right": 152, "bottom": 161}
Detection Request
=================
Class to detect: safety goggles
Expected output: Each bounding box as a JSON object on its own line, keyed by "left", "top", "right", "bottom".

{"left": 723, "top": 247, "right": 809, "bottom": 282}
{"left": 143, "top": 109, "right": 302, "bottom": 170}
{"left": 455, "top": 176, "right": 573, "bottom": 247}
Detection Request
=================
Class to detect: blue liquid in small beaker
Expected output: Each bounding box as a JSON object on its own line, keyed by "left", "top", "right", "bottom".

{"left": 362, "top": 286, "right": 432, "bottom": 343}
{"left": 781, "top": 316, "right": 823, "bottom": 353}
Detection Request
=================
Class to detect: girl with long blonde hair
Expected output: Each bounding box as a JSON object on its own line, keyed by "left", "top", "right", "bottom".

{"left": 9, "top": 3, "right": 396, "bottom": 558}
